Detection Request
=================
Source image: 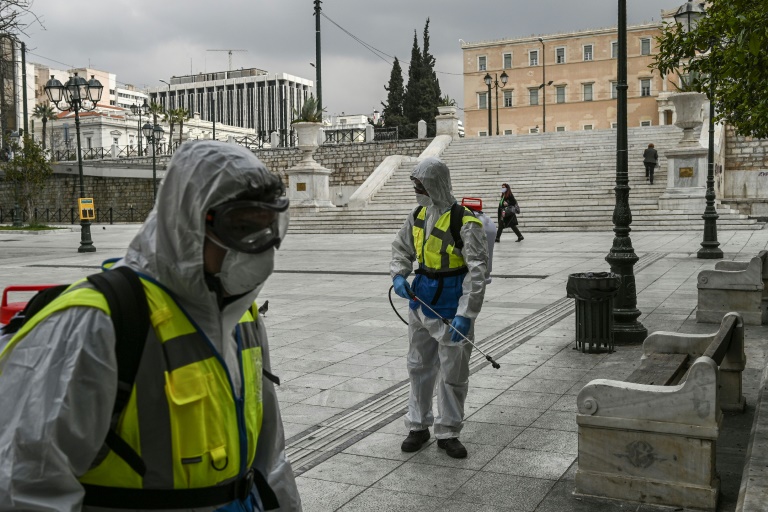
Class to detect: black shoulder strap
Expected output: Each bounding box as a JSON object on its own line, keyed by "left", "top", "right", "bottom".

{"left": 87, "top": 266, "right": 150, "bottom": 477}
{"left": 412, "top": 205, "right": 424, "bottom": 223}
{"left": 450, "top": 203, "right": 472, "bottom": 250}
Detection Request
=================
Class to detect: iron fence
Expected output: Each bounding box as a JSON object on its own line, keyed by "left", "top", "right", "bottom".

{"left": 232, "top": 134, "right": 268, "bottom": 150}
{"left": 373, "top": 127, "right": 399, "bottom": 141}
{"left": 2, "top": 206, "right": 150, "bottom": 225}
{"left": 324, "top": 128, "right": 366, "bottom": 144}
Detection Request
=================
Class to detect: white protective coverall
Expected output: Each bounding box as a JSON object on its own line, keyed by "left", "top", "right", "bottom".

{"left": 0, "top": 141, "right": 302, "bottom": 512}
{"left": 475, "top": 211, "right": 496, "bottom": 284}
{"left": 390, "top": 158, "right": 488, "bottom": 439}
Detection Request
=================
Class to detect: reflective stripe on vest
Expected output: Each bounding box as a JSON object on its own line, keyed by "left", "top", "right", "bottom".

{"left": 412, "top": 206, "right": 482, "bottom": 272}
{"left": 0, "top": 277, "right": 263, "bottom": 495}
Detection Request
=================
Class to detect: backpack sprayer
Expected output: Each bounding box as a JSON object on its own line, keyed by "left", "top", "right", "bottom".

{"left": 388, "top": 285, "right": 501, "bottom": 370}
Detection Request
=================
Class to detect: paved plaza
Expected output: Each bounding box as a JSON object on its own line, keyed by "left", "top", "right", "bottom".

{"left": 2, "top": 225, "right": 767, "bottom": 511}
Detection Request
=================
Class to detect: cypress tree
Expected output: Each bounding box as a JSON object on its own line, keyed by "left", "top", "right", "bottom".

{"left": 402, "top": 30, "right": 423, "bottom": 125}
{"left": 421, "top": 18, "right": 441, "bottom": 121}
{"left": 381, "top": 57, "right": 405, "bottom": 127}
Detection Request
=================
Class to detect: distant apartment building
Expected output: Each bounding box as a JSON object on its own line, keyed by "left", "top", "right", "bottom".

{"left": 461, "top": 12, "right": 681, "bottom": 137}
{"left": 147, "top": 68, "right": 313, "bottom": 144}
{"left": 115, "top": 86, "right": 149, "bottom": 109}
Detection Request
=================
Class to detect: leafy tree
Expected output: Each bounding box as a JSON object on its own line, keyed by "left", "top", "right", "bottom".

{"left": 3, "top": 135, "right": 53, "bottom": 223}
{"left": 32, "top": 103, "right": 56, "bottom": 150}
{"left": 381, "top": 57, "right": 406, "bottom": 127}
{"left": 146, "top": 101, "right": 165, "bottom": 152}
{"left": 653, "top": 0, "right": 768, "bottom": 138}
{"left": 170, "top": 107, "right": 190, "bottom": 147}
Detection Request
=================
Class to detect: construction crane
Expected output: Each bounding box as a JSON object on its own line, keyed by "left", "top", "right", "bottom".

{"left": 206, "top": 49, "right": 248, "bottom": 71}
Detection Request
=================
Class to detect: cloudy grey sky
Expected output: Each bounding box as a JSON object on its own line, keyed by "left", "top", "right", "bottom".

{"left": 22, "top": 0, "right": 676, "bottom": 117}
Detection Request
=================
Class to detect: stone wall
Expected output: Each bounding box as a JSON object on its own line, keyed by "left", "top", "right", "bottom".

{"left": 0, "top": 139, "right": 430, "bottom": 223}
{"left": 723, "top": 128, "right": 768, "bottom": 217}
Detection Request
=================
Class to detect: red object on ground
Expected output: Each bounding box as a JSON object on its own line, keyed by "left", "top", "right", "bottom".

{"left": 1, "top": 285, "right": 58, "bottom": 325}
{"left": 461, "top": 197, "right": 483, "bottom": 212}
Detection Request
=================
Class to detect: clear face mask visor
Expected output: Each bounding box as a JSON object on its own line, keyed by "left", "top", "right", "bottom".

{"left": 206, "top": 198, "right": 290, "bottom": 254}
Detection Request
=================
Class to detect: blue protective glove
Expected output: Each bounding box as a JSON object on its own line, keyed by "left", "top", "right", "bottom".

{"left": 393, "top": 275, "right": 413, "bottom": 299}
{"left": 450, "top": 316, "right": 471, "bottom": 342}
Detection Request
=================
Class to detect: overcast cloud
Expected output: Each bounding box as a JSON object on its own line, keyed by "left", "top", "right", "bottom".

{"left": 22, "top": 0, "right": 675, "bottom": 118}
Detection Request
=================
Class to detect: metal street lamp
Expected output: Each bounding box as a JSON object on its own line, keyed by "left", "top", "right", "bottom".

{"left": 674, "top": 1, "right": 723, "bottom": 259}
{"left": 484, "top": 72, "right": 508, "bottom": 136}
{"left": 45, "top": 72, "right": 103, "bottom": 253}
{"left": 8, "top": 130, "right": 22, "bottom": 227}
{"left": 605, "top": 0, "right": 647, "bottom": 344}
{"left": 483, "top": 74, "right": 492, "bottom": 136}
{"left": 130, "top": 99, "right": 149, "bottom": 157}
{"left": 538, "top": 37, "right": 549, "bottom": 133}
{"left": 143, "top": 122, "right": 164, "bottom": 202}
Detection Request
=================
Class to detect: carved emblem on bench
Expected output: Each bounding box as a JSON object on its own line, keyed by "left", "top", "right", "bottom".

{"left": 616, "top": 440, "right": 666, "bottom": 468}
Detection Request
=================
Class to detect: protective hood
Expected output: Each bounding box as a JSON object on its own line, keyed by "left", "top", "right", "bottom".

{"left": 411, "top": 157, "right": 455, "bottom": 210}
{"left": 122, "top": 141, "right": 283, "bottom": 353}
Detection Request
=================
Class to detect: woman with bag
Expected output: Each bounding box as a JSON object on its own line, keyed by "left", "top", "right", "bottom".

{"left": 495, "top": 183, "right": 524, "bottom": 242}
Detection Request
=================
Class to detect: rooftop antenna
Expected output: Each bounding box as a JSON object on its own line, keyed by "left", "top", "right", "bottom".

{"left": 206, "top": 49, "right": 248, "bottom": 71}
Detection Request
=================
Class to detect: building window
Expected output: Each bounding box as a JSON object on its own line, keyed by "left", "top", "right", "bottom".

{"left": 529, "top": 88, "right": 539, "bottom": 106}
{"left": 113, "top": 137, "right": 119, "bottom": 145}
{"left": 611, "top": 81, "right": 618, "bottom": 99}
{"left": 640, "top": 38, "right": 651, "bottom": 56}
{"left": 583, "top": 83, "right": 593, "bottom": 102}
{"left": 503, "top": 53, "right": 512, "bottom": 69}
{"left": 641, "top": 78, "right": 651, "bottom": 97}
{"left": 583, "top": 44, "right": 593, "bottom": 61}
{"left": 478, "top": 56, "right": 487, "bottom": 71}
{"left": 86, "top": 137, "right": 92, "bottom": 149}
{"left": 611, "top": 122, "right": 618, "bottom": 129}
{"left": 529, "top": 127, "right": 539, "bottom": 134}
{"left": 583, "top": 124, "right": 593, "bottom": 131}
{"left": 504, "top": 129, "right": 513, "bottom": 135}
{"left": 556, "top": 126, "right": 566, "bottom": 132}
{"left": 556, "top": 47, "right": 566, "bottom": 64}
{"left": 478, "top": 92, "right": 488, "bottom": 110}
{"left": 479, "top": 131, "right": 488, "bottom": 137}
{"left": 640, "top": 120, "right": 652, "bottom": 127}
{"left": 611, "top": 41, "right": 619, "bottom": 59}
{"left": 556, "top": 85, "right": 566, "bottom": 104}
{"left": 503, "top": 89, "right": 513, "bottom": 107}
{"left": 529, "top": 50, "right": 539, "bottom": 66}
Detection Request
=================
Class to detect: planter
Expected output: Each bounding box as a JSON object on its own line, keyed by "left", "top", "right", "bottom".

{"left": 437, "top": 105, "right": 458, "bottom": 116}
{"left": 292, "top": 121, "right": 323, "bottom": 151}
{"left": 670, "top": 92, "right": 706, "bottom": 146}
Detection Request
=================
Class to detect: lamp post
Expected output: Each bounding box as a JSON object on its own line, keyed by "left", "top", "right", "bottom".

{"left": 483, "top": 74, "right": 492, "bottom": 135}
{"left": 45, "top": 73, "right": 103, "bottom": 253}
{"left": 130, "top": 99, "right": 149, "bottom": 157}
{"left": 605, "top": 0, "right": 646, "bottom": 343}
{"left": 538, "top": 37, "right": 548, "bottom": 133}
{"left": 9, "top": 130, "right": 21, "bottom": 227}
{"left": 674, "top": 0, "right": 723, "bottom": 259}
{"left": 484, "top": 72, "right": 508, "bottom": 136}
{"left": 143, "top": 122, "right": 164, "bottom": 202}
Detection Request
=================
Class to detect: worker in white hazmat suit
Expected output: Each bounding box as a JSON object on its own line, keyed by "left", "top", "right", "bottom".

{"left": 390, "top": 157, "right": 488, "bottom": 459}
{"left": 0, "top": 141, "right": 302, "bottom": 511}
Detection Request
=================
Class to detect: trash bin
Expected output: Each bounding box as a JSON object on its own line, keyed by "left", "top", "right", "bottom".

{"left": 566, "top": 272, "right": 621, "bottom": 353}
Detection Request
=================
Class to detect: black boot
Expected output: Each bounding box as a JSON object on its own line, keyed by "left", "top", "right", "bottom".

{"left": 437, "top": 438, "right": 468, "bottom": 459}
{"left": 401, "top": 429, "right": 430, "bottom": 452}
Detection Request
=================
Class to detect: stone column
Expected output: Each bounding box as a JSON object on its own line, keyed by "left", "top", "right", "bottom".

{"left": 436, "top": 106, "right": 459, "bottom": 138}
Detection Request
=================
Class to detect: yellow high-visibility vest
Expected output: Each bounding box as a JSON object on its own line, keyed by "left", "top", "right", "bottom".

{"left": 1, "top": 277, "right": 263, "bottom": 496}
{"left": 412, "top": 204, "right": 482, "bottom": 272}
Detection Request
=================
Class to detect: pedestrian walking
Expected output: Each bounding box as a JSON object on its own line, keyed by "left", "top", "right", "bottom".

{"left": 643, "top": 143, "right": 659, "bottom": 185}
{"left": 0, "top": 141, "right": 302, "bottom": 511}
{"left": 461, "top": 197, "right": 496, "bottom": 284}
{"left": 391, "top": 157, "right": 488, "bottom": 459}
{"left": 495, "top": 183, "right": 524, "bottom": 242}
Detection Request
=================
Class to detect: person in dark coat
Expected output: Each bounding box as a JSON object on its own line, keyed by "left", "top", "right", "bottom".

{"left": 495, "top": 183, "right": 524, "bottom": 242}
{"left": 643, "top": 143, "right": 658, "bottom": 184}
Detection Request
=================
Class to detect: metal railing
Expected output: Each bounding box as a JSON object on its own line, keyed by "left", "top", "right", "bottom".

{"left": 324, "top": 128, "right": 366, "bottom": 144}
{"left": 1, "top": 206, "right": 151, "bottom": 225}
{"left": 373, "top": 127, "right": 399, "bottom": 141}
{"left": 232, "top": 134, "right": 268, "bottom": 149}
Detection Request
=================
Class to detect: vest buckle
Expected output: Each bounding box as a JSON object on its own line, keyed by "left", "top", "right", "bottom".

{"left": 236, "top": 468, "right": 256, "bottom": 501}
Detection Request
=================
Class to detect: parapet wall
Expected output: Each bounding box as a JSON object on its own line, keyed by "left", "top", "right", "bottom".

{"left": 0, "top": 139, "right": 430, "bottom": 222}
{"left": 723, "top": 127, "right": 768, "bottom": 217}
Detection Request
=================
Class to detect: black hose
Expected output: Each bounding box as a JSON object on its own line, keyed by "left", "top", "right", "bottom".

{"left": 389, "top": 285, "right": 409, "bottom": 325}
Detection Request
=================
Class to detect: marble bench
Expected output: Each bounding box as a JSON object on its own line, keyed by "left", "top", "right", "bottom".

{"left": 697, "top": 250, "right": 768, "bottom": 325}
{"left": 575, "top": 312, "right": 746, "bottom": 511}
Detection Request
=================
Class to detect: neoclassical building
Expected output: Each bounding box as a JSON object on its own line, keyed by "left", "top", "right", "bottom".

{"left": 147, "top": 69, "right": 313, "bottom": 145}
{"left": 461, "top": 10, "right": 682, "bottom": 137}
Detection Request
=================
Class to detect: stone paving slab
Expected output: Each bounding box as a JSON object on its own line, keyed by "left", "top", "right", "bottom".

{"left": 2, "top": 226, "right": 768, "bottom": 511}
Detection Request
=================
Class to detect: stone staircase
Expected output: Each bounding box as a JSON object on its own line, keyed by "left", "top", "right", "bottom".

{"left": 288, "top": 125, "right": 762, "bottom": 233}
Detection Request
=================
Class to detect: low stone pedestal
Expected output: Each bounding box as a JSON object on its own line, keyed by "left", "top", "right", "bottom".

{"left": 658, "top": 145, "right": 708, "bottom": 211}
{"left": 286, "top": 122, "right": 335, "bottom": 208}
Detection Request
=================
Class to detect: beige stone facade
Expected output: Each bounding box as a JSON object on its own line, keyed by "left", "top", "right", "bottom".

{"left": 462, "top": 21, "right": 680, "bottom": 137}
